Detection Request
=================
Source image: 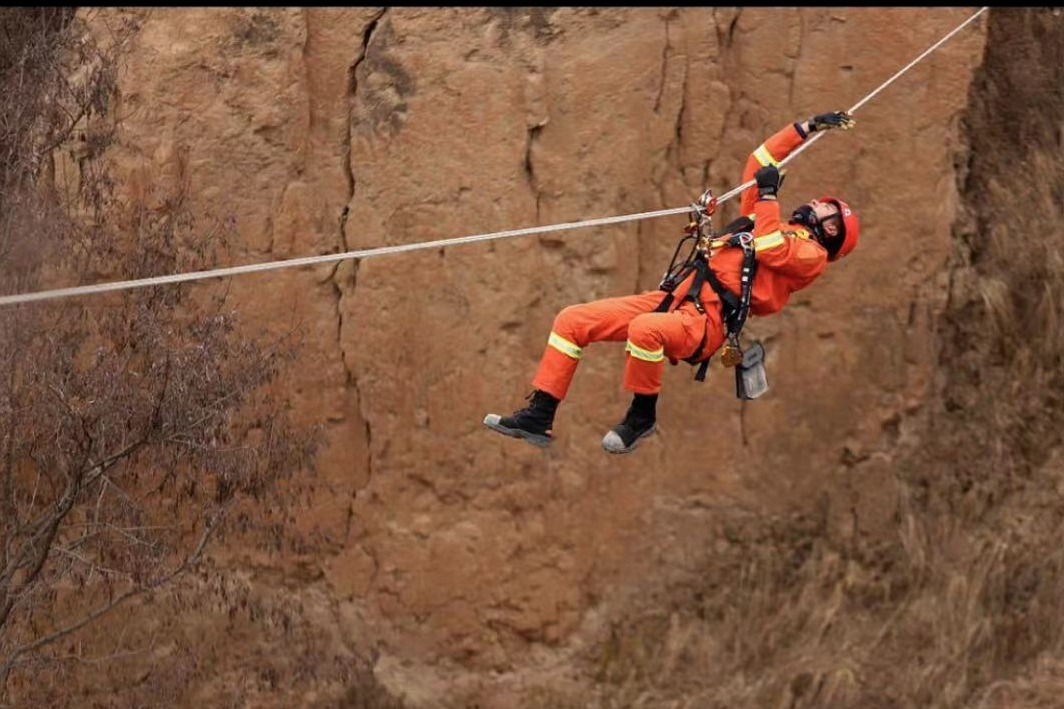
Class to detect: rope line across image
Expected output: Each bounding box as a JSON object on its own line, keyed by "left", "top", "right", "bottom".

{"left": 0, "top": 7, "right": 988, "bottom": 308}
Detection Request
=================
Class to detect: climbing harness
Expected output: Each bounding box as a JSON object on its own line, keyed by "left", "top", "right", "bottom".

{"left": 0, "top": 7, "right": 988, "bottom": 308}
{"left": 653, "top": 191, "right": 764, "bottom": 397}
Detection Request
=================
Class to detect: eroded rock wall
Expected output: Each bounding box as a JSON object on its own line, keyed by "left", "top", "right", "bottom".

{"left": 55, "top": 7, "right": 994, "bottom": 707}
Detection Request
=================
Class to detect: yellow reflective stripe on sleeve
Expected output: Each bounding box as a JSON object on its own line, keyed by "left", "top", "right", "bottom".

{"left": 753, "top": 144, "right": 779, "bottom": 167}
{"left": 548, "top": 332, "right": 582, "bottom": 360}
{"left": 625, "top": 341, "right": 665, "bottom": 363}
{"left": 753, "top": 230, "right": 785, "bottom": 252}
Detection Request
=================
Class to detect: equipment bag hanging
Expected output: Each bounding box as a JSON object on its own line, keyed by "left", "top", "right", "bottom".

{"left": 735, "top": 341, "right": 769, "bottom": 400}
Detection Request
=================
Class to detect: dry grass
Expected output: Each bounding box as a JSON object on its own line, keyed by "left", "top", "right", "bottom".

{"left": 577, "top": 464, "right": 1064, "bottom": 708}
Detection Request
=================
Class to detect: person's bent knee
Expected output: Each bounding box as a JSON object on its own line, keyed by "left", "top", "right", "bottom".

{"left": 553, "top": 303, "right": 584, "bottom": 330}
{"left": 627, "top": 314, "right": 663, "bottom": 348}
{"left": 545, "top": 304, "right": 590, "bottom": 360}
{"left": 551, "top": 303, "right": 593, "bottom": 344}
{"left": 626, "top": 316, "right": 665, "bottom": 365}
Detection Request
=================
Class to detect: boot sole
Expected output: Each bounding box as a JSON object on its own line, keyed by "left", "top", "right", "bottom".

{"left": 602, "top": 425, "right": 656, "bottom": 455}
{"left": 483, "top": 414, "right": 553, "bottom": 448}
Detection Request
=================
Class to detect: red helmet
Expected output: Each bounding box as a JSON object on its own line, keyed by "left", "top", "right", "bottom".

{"left": 820, "top": 196, "right": 859, "bottom": 261}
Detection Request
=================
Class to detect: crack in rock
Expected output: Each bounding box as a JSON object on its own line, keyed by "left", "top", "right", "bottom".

{"left": 337, "top": 7, "right": 388, "bottom": 530}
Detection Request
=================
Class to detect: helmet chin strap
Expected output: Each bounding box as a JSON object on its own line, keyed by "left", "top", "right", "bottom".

{"left": 791, "top": 204, "right": 825, "bottom": 243}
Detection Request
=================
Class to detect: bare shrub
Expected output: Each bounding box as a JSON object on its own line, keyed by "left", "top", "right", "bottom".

{"left": 0, "top": 8, "right": 317, "bottom": 701}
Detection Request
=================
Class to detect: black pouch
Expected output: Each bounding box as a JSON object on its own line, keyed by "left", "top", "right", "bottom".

{"left": 735, "top": 341, "right": 769, "bottom": 400}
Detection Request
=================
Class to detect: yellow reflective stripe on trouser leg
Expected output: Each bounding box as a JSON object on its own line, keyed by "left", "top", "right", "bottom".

{"left": 753, "top": 230, "right": 785, "bottom": 252}
{"left": 753, "top": 144, "right": 779, "bottom": 167}
{"left": 548, "top": 332, "right": 583, "bottom": 360}
{"left": 625, "top": 341, "right": 665, "bottom": 363}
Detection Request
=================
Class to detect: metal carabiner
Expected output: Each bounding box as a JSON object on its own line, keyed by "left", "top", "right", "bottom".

{"left": 728, "top": 230, "right": 755, "bottom": 253}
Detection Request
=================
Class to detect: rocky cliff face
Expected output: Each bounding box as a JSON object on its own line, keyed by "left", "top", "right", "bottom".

{"left": 36, "top": 7, "right": 1062, "bottom": 708}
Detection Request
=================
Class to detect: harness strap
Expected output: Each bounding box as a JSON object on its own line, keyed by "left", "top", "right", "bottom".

{"left": 694, "top": 357, "right": 711, "bottom": 382}
{"left": 653, "top": 291, "right": 674, "bottom": 314}
{"left": 686, "top": 328, "right": 711, "bottom": 381}
{"left": 652, "top": 259, "right": 722, "bottom": 382}
{"left": 654, "top": 222, "right": 759, "bottom": 383}
{"left": 700, "top": 260, "right": 740, "bottom": 313}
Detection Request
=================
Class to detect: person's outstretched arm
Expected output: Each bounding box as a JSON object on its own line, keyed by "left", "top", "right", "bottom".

{"left": 738, "top": 111, "right": 855, "bottom": 216}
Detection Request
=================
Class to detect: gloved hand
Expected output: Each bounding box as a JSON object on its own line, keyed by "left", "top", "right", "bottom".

{"left": 755, "top": 165, "right": 780, "bottom": 199}
{"left": 810, "top": 111, "right": 855, "bottom": 131}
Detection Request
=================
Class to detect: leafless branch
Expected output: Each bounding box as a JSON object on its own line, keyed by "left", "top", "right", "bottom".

{"left": 0, "top": 10, "right": 315, "bottom": 702}
{"left": 0, "top": 514, "right": 220, "bottom": 683}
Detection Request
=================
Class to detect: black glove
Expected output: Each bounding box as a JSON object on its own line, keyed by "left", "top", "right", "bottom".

{"left": 755, "top": 165, "right": 780, "bottom": 199}
{"left": 810, "top": 111, "right": 855, "bottom": 132}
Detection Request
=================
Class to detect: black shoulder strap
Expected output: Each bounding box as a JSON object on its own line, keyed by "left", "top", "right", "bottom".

{"left": 731, "top": 248, "right": 758, "bottom": 334}
{"left": 721, "top": 215, "right": 755, "bottom": 235}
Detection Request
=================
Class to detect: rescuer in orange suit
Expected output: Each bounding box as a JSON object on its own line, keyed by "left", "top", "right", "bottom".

{"left": 484, "top": 111, "right": 860, "bottom": 454}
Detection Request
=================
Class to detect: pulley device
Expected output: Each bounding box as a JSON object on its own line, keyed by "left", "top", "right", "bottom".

{"left": 654, "top": 189, "right": 768, "bottom": 400}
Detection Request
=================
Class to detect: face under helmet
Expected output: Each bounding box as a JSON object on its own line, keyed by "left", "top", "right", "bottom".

{"left": 790, "top": 197, "right": 859, "bottom": 261}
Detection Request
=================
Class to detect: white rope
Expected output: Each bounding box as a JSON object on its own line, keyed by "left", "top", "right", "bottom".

{"left": 768, "top": 5, "right": 989, "bottom": 173}
{"left": 0, "top": 7, "right": 988, "bottom": 307}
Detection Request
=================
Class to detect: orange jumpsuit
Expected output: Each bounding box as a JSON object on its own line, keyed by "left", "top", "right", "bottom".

{"left": 531, "top": 122, "right": 829, "bottom": 400}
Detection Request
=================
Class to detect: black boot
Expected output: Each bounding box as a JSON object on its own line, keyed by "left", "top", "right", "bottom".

{"left": 483, "top": 390, "right": 559, "bottom": 448}
{"left": 602, "top": 393, "right": 657, "bottom": 454}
